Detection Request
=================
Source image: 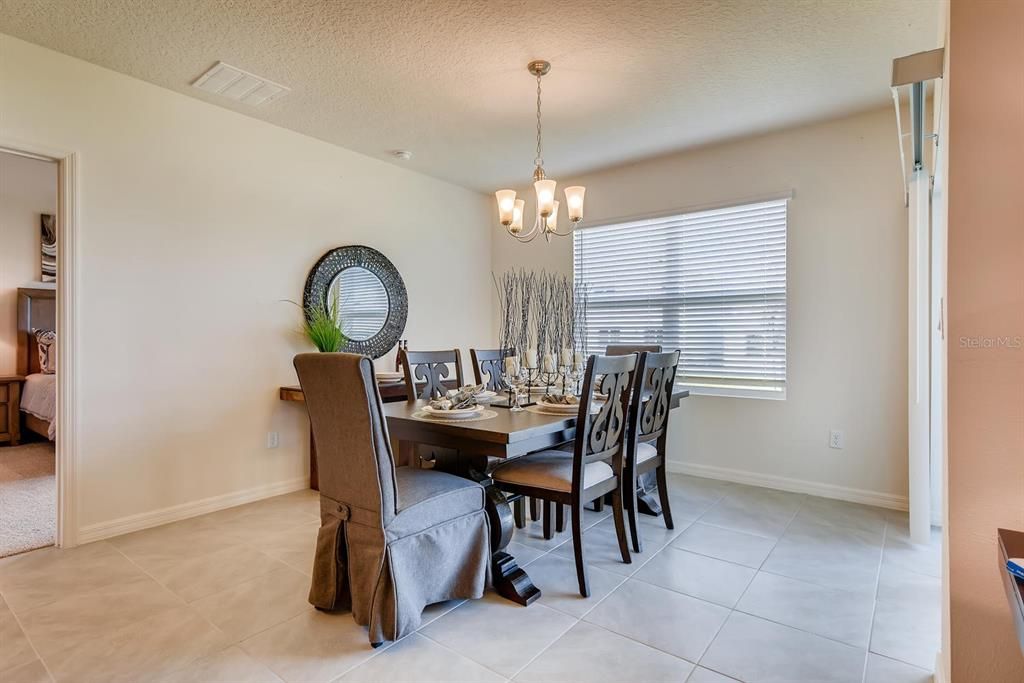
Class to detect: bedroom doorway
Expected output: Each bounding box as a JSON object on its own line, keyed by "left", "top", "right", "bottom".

{"left": 0, "top": 142, "right": 78, "bottom": 551}
{"left": 0, "top": 149, "right": 58, "bottom": 557}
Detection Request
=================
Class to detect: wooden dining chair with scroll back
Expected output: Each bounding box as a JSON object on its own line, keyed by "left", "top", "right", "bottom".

{"left": 399, "top": 348, "right": 465, "bottom": 401}
{"left": 623, "top": 350, "right": 679, "bottom": 553}
{"left": 470, "top": 347, "right": 538, "bottom": 529}
{"left": 490, "top": 353, "right": 637, "bottom": 597}
{"left": 399, "top": 348, "right": 467, "bottom": 470}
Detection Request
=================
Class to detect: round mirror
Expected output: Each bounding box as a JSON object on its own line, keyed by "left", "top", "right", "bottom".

{"left": 303, "top": 245, "right": 408, "bottom": 359}
{"left": 329, "top": 266, "right": 388, "bottom": 341}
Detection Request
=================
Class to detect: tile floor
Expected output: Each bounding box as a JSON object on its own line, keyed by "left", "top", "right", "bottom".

{"left": 0, "top": 475, "right": 941, "bottom": 683}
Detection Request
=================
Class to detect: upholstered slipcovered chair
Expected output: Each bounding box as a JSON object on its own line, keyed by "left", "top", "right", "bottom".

{"left": 294, "top": 353, "right": 491, "bottom": 645}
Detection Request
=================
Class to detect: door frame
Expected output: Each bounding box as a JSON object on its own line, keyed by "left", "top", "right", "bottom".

{"left": 1, "top": 137, "right": 80, "bottom": 548}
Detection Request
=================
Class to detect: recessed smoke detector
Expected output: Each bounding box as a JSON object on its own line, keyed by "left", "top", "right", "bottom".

{"left": 391, "top": 150, "right": 413, "bottom": 161}
{"left": 192, "top": 62, "right": 289, "bottom": 107}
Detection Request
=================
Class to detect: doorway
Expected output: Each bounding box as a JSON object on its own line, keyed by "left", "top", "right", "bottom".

{"left": 0, "top": 142, "right": 79, "bottom": 551}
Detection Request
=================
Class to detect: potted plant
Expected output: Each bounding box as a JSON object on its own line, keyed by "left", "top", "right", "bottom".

{"left": 300, "top": 291, "right": 346, "bottom": 352}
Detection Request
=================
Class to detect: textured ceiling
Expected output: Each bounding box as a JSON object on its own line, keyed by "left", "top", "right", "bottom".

{"left": 0, "top": 0, "right": 940, "bottom": 191}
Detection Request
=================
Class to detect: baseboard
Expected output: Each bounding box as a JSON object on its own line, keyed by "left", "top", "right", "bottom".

{"left": 77, "top": 476, "right": 310, "bottom": 544}
{"left": 933, "top": 650, "right": 947, "bottom": 683}
{"left": 666, "top": 460, "right": 909, "bottom": 511}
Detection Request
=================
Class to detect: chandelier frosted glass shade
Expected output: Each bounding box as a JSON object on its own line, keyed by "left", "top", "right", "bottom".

{"left": 495, "top": 189, "right": 517, "bottom": 226}
{"left": 564, "top": 186, "right": 586, "bottom": 222}
{"left": 534, "top": 179, "right": 557, "bottom": 217}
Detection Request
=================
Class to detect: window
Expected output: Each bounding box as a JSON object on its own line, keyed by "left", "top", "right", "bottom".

{"left": 574, "top": 197, "right": 788, "bottom": 398}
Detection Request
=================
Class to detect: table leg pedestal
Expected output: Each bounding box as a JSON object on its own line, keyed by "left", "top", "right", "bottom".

{"left": 483, "top": 482, "right": 541, "bottom": 606}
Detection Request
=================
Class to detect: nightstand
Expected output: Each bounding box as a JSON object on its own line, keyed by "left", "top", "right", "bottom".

{"left": 0, "top": 375, "right": 24, "bottom": 446}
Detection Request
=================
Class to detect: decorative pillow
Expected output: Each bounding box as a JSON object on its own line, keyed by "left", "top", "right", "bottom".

{"left": 35, "top": 329, "right": 57, "bottom": 375}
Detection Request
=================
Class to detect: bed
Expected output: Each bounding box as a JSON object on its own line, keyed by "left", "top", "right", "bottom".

{"left": 16, "top": 287, "right": 56, "bottom": 440}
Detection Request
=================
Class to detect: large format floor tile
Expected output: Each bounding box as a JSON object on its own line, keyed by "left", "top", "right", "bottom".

{"left": 0, "top": 596, "right": 38, "bottom": 674}
{"left": 882, "top": 525, "right": 942, "bottom": 578}
{"left": 550, "top": 524, "right": 637, "bottom": 577}
{"left": 419, "top": 592, "right": 575, "bottom": 678}
{"left": 239, "top": 609, "right": 383, "bottom": 683}
{"left": 155, "top": 646, "right": 284, "bottom": 683}
{"left": 41, "top": 605, "right": 229, "bottom": 682}
{"left": 701, "top": 611, "right": 866, "bottom": 683}
{"left": 687, "top": 667, "right": 740, "bottom": 683}
{"left": 671, "top": 522, "right": 778, "bottom": 568}
{"left": 870, "top": 594, "right": 941, "bottom": 669}
{"left": 0, "top": 542, "right": 147, "bottom": 614}
{"left": 634, "top": 546, "right": 755, "bottom": 608}
{"left": 338, "top": 633, "right": 504, "bottom": 682}
{"left": 144, "top": 543, "right": 290, "bottom": 603}
{"left": 700, "top": 487, "right": 802, "bottom": 539}
{"left": 584, "top": 578, "right": 730, "bottom": 663}
{"left": 190, "top": 566, "right": 313, "bottom": 642}
{"left": 519, "top": 553, "right": 626, "bottom": 618}
{"left": 18, "top": 574, "right": 186, "bottom": 661}
{"left": 760, "top": 517, "right": 883, "bottom": 595}
{"left": 515, "top": 621, "right": 695, "bottom": 682}
{"left": 1, "top": 659, "right": 52, "bottom": 683}
{"left": 735, "top": 571, "right": 874, "bottom": 647}
{"left": 864, "top": 653, "right": 933, "bottom": 683}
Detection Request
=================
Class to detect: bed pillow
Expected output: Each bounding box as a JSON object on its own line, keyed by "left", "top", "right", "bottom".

{"left": 35, "top": 329, "right": 57, "bottom": 374}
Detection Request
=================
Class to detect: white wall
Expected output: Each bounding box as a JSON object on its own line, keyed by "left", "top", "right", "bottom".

{"left": 0, "top": 35, "right": 494, "bottom": 537}
{"left": 493, "top": 108, "right": 909, "bottom": 505}
{"left": 0, "top": 152, "right": 57, "bottom": 373}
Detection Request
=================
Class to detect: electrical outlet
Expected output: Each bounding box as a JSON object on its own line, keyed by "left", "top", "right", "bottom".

{"left": 829, "top": 429, "right": 844, "bottom": 449}
{"left": 266, "top": 431, "right": 280, "bottom": 449}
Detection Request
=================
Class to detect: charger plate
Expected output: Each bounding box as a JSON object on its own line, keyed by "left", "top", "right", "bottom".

{"left": 412, "top": 409, "right": 498, "bottom": 424}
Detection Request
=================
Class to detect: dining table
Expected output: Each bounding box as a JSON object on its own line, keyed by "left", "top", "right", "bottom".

{"left": 381, "top": 388, "right": 689, "bottom": 606}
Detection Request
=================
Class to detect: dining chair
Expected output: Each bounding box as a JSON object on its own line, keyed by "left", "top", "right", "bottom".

{"left": 491, "top": 353, "right": 637, "bottom": 597}
{"left": 469, "top": 348, "right": 513, "bottom": 392}
{"left": 400, "top": 348, "right": 465, "bottom": 401}
{"left": 469, "top": 347, "right": 538, "bottom": 528}
{"left": 624, "top": 350, "right": 680, "bottom": 553}
{"left": 589, "top": 344, "right": 663, "bottom": 513}
{"left": 606, "top": 344, "right": 663, "bottom": 355}
{"left": 294, "top": 353, "right": 491, "bottom": 645}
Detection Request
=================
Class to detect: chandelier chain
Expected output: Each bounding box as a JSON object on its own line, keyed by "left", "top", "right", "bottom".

{"left": 535, "top": 73, "right": 543, "bottom": 168}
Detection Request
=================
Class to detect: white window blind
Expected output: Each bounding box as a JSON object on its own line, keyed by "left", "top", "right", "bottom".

{"left": 574, "top": 198, "right": 788, "bottom": 396}
{"left": 330, "top": 268, "right": 389, "bottom": 341}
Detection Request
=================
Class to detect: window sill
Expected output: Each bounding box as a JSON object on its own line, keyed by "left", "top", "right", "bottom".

{"left": 679, "top": 383, "right": 787, "bottom": 401}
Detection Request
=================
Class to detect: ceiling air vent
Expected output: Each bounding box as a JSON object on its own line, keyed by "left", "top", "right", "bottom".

{"left": 191, "top": 62, "right": 289, "bottom": 106}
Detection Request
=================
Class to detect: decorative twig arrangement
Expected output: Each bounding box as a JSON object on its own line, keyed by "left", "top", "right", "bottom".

{"left": 494, "top": 269, "right": 589, "bottom": 391}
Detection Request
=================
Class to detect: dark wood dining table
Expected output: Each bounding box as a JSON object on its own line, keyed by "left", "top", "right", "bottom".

{"left": 381, "top": 389, "right": 689, "bottom": 606}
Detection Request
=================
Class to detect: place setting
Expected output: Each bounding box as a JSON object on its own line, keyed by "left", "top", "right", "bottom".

{"left": 412, "top": 383, "right": 499, "bottom": 423}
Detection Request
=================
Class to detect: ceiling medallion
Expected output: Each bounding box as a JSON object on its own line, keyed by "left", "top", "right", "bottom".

{"left": 495, "top": 60, "right": 585, "bottom": 243}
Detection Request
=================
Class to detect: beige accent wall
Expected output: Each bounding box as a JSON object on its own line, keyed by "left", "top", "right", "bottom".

{"left": 0, "top": 152, "right": 57, "bottom": 374}
{"left": 492, "top": 107, "right": 910, "bottom": 504}
{"left": 0, "top": 35, "right": 493, "bottom": 535}
{"left": 947, "top": 0, "right": 1024, "bottom": 680}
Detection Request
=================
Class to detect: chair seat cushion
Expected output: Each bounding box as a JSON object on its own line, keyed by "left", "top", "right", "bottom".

{"left": 492, "top": 451, "right": 614, "bottom": 492}
{"left": 388, "top": 468, "right": 485, "bottom": 539}
{"left": 636, "top": 442, "right": 659, "bottom": 465}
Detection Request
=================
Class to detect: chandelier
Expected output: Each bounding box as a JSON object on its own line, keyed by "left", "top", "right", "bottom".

{"left": 495, "top": 60, "right": 585, "bottom": 243}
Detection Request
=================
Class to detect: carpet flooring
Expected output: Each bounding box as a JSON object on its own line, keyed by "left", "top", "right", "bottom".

{"left": 0, "top": 442, "right": 55, "bottom": 558}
